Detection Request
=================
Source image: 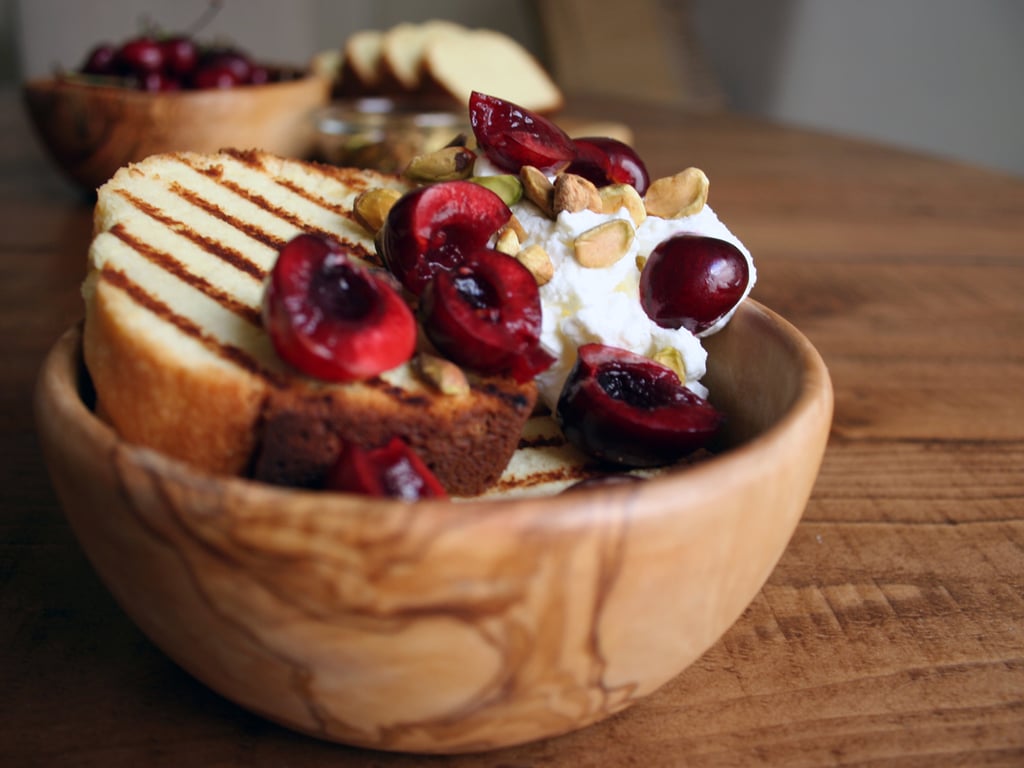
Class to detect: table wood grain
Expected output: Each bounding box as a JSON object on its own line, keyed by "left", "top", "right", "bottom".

{"left": 2, "top": 89, "right": 1022, "bottom": 766}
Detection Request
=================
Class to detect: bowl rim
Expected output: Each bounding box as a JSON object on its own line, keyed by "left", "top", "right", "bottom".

{"left": 36, "top": 298, "right": 833, "bottom": 521}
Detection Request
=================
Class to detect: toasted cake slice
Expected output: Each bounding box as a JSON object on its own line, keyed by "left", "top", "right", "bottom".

{"left": 82, "top": 149, "right": 536, "bottom": 496}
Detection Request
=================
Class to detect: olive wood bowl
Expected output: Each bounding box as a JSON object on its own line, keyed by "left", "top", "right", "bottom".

{"left": 23, "top": 71, "right": 331, "bottom": 191}
{"left": 34, "top": 299, "right": 832, "bottom": 754}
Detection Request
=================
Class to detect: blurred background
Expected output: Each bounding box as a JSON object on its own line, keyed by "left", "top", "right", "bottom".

{"left": 3, "top": 0, "right": 1022, "bottom": 177}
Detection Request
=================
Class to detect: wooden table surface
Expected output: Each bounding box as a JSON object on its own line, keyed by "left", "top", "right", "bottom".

{"left": 3, "top": 89, "right": 1022, "bottom": 766}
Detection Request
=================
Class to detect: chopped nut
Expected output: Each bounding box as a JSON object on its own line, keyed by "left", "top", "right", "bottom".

{"left": 516, "top": 244, "right": 555, "bottom": 285}
{"left": 599, "top": 183, "right": 647, "bottom": 227}
{"left": 635, "top": 254, "right": 648, "bottom": 272}
{"left": 520, "top": 165, "right": 554, "bottom": 217}
{"left": 505, "top": 214, "right": 527, "bottom": 242}
{"left": 553, "top": 172, "right": 603, "bottom": 215}
{"left": 403, "top": 146, "right": 476, "bottom": 182}
{"left": 573, "top": 219, "right": 635, "bottom": 268}
{"left": 415, "top": 353, "right": 470, "bottom": 396}
{"left": 652, "top": 347, "right": 687, "bottom": 381}
{"left": 469, "top": 174, "right": 523, "bottom": 206}
{"left": 494, "top": 226, "right": 520, "bottom": 255}
{"left": 643, "top": 167, "right": 709, "bottom": 218}
{"left": 352, "top": 187, "right": 402, "bottom": 234}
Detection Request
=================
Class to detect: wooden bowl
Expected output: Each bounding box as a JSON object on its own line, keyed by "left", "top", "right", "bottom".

{"left": 34, "top": 299, "right": 832, "bottom": 754}
{"left": 23, "top": 72, "right": 331, "bottom": 190}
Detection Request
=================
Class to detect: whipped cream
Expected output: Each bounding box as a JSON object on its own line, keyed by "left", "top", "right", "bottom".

{"left": 476, "top": 157, "right": 756, "bottom": 409}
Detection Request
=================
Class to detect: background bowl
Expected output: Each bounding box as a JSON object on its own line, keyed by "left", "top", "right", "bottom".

{"left": 34, "top": 299, "right": 832, "bottom": 754}
{"left": 23, "top": 71, "right": 331, "bottom": 191}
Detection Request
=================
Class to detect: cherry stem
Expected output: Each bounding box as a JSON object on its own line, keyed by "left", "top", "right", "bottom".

{"left": 186, "top": 0, "right": 225, "bottom": 37}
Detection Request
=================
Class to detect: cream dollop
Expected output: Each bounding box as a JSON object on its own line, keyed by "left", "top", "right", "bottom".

{"left": 476, "top": 156, "right": 756, "bottom": 409}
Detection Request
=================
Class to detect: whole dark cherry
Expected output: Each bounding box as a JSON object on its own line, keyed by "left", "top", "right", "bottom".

{"left": 81, "top": 43, "right": 118, "bottom": 75}
{"left": 639, "top": 234, "right": 749, "bottom": 335}
{"left": 566, "top": 136, "right": 651, "bottom": 195}
{"left": 263, "top": 233, "right": 416, "bottom": 382}
{"left": 556, "top": 343, "right": 723, "bottom": 467}
{"left": 469, "top": 91, "right": 576, "bottom": 174}
{"left": 419, "top": 247, "right": 554, "bottom": 382}
{"left": 160, "top": 36, "right": 199, "bottom": 77}
{"left": 115, "top": 36, "right": 165, "bottom": 75}
{"left": 326, "top": 437, "right": 448, "bottom": 500}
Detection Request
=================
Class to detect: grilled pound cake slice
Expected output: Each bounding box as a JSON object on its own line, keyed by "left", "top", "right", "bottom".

{"left": 82, "top": 149, "right": 536, "bottom": 496}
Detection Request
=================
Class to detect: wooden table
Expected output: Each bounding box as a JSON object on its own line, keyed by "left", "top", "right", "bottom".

{"left": 3, "top": 89, "right": 1022, "bottom": 766}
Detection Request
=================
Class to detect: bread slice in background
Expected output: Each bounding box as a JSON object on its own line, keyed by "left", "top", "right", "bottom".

{"left": 421, "top": 28, "right": 564, "bottom": 113}
{"left": 82, "top": 149, "right": 536, "bottom": 496}
{"left": 337, "top": 28, "right": 385, "bottom": 96}
{"left": 379, "top": 19, "right": 466, "bottom": 93}
{"left": 329, "top": 21, "right": 563, "bottom": 113}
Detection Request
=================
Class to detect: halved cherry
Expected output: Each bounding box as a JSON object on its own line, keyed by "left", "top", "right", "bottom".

{"left": 566, "top": 136, "right": 651, "bottom": 195}
{"left": 263, "top": 233, "right": 416, "bottom": 381}
{"left": 326, "top": 437, "right": 448, "bottom": 499}
{"left": 419, "top": 247, "right": 554, "bottom": 382}
{"left": 379, "top": 180, "right": 512, "bottom": 296}
{"left": 469, "top": 91, "right": 576, "bottom": 174}
{"left": 556, "top": 344, "right": 723, "bottom": 467}
{"left": 639, "top": 234, "right": 749, "bottom": 335}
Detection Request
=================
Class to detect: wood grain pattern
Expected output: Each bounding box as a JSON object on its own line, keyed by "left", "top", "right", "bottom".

{"left": 3, "top": 90, "right": 1023, "bottom": 764}
{"left": 32, "top": 294, "right": 831, "bottom": 753}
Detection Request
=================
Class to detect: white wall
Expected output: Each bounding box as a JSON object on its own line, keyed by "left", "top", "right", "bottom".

{"left": 6, "top": 0, "right": 1022, "bottom": 177}
{"left": 693, "top": 0, "right": 1024, "bottom": 177}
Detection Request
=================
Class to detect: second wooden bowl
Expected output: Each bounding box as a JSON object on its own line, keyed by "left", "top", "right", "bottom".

{"left": 23, "top": 71, "right": 331, "bottom": 190}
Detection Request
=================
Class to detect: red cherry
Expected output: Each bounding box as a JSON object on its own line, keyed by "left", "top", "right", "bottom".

{"left": 379, "top": 181, "right": 511, "bottom": 296}
{"left": 160, "top": 36, "right": 199, "bottom": 77}
{"left": 248, "top": 64, "right": 271, "bottom": 85}
{"left": 639, "top": 234, "right": 749, "bottom": 335}
{"left": 263, "top": 233, "right": 416, "bottom": 382}
{"left": 139, "top": 71, "right": 181, "bottom": 92}
{"left": 191, "top": 64, "right": 241, "bottom": 89}
{"left": 469, "top": 91, "right": 575, "bottom": 174}
{"left": 81, "top": 43, "right": 117, "bottom": 75}
{"left": 116, "top": 37, "right": 165, "bottom": 75}
{"left": 419, "top": 248, "right": 553, "bottom": 382}
{"left": 326, "top": 437, "right": 448, "bottom": 500}
{"left": 556, "top": 344, "right": 723, "bottom": 467}
{"left": 199, "top": 48, "right": 253, "bottom": 82}
{"left": 567, "top": 137, "right": 651, "bottom": 195}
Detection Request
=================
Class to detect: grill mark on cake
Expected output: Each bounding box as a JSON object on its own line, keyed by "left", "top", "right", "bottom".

{"left": 171, "top": 181, "right": 287, "bottom": 251}
{"left": 178, "top": 153, "right": 382, "bottom": 266}
{"left": 110, "top": 224, "right": 263, "bottom": 327}
{"left": 115, "top": 190, "right": 266, "bottom": 280}
{"left": 99, "top": 265, "right": 287, "bottom": 387}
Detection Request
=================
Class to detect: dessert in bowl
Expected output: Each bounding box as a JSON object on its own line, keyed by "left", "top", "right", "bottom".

{"left": 34, "top": 92, "right": 833, "bottom": 752}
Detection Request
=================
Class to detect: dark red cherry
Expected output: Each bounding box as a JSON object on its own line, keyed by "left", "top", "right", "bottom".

{"left": 116, "top": 37, "right": 165, "bottom": 75}
{"left": 263, "top": 233, "right": 416, "bottom": 382}
{"left": 567, "top": 137, "right": 651, "bottom": 195}
{"left": 326, "top": 437, "right": 448, "bottom": 499}
{"left": 469, "top": 91, "right": 575, "bottom": 174}
{"left": 556, "top": 344, "right": 723, "bottom": 467}
{"left": 191, "top": 64, "right": 240, "bottom": 89}
{"left": 420, "top": 248, "right": 554, "bottom": 382}
{"left": 198, "top": 47, "right": 253, "bottom": 83}
{"left": 160, "top": 36, "right": 199, "bottom": 77}
{"left": 81, "top": 43, "right": 117, "bottom": 75}
{"left": 379, "top": 180, "right": 511, "bottom": 296}
{"left": 139, "top": 71, "right": 181, "bottom": 92}
{"left": 639, "top": 234, "right": 749, "bottom": 335}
